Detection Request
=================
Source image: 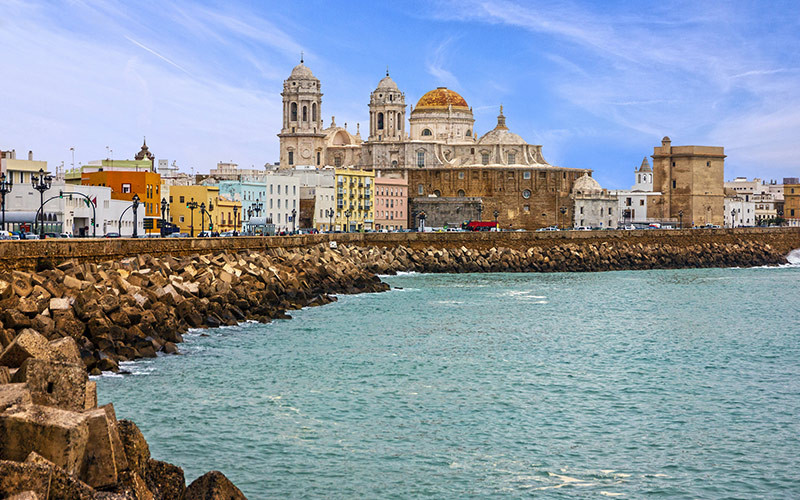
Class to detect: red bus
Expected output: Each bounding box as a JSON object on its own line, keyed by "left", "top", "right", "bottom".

{"left": 463, "top": 220, "right": 498, "bottom": 231}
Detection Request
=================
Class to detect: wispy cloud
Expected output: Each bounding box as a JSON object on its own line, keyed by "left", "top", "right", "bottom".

{"left": 125, "top": 36, "right": 193, "bottom": 76}
{"left": 426, "top": 36, "right": 461, "bottom": 89}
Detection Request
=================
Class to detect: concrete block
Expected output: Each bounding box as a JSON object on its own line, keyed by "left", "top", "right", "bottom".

{"left": 79, "top": 405, "right": 127, "bottom": 489}
{"left": 0, "top": 383, "right": 33, "bottom": 413}
{"left": 12, "top": 359, "right": 88, "bottom": 412}
{"left": 0, "top": 329, "right": 51, "bottom": 368}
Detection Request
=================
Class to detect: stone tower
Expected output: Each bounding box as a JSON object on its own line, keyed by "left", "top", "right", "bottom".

{"left": 648, "top": 136, "right": 726, "bottom": 226}
{"left": 368, "top": 71, "right": 406, "bottom": 142}
{"left": 278, "top": 57, "right": 325, "bottom": 169}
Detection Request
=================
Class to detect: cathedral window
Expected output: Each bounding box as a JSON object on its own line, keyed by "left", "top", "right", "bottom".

{"left": 433, "top": 190, "right": 441, "bottom": 197}
{"left": 481, "top": 153, "right": 489, "bottom": 165}
{"left": 317, "top": 152, "right": 320, "bottom": 165}
{"left": 335, "top": 156, "right": 342, "bottom": 168}
{"left": 458, "top": 171, "right": 464, "bottom": 179}
{"left": 523, "top": 171, "right": 531, "bottom": 179}
{"left": 417, "top": 151, "right": 425, "bottom": 167}
{"left": 422, "top": 129, "right": 432, "bottom": 136}
{"left": 378, "top": 113, "right": 384, "bottom": 130}
{"left": 312, "top": 103, "right": 317, "bottom": 122}
{"left": 508, "top": 153, "right": 516, "bottom": 164}
{"left": 458, "top": 189, "right": 465, "bottom": 197}
{"left": 291, "top": 103, "right": 297, "bottom": 121}
{"left": 302, "top": 106, "right": 308, "bottom": 122}
{"left": 466, "top": 130, "right": 471, "bottom": 137}
{"left": 288, "top": 152, "right": 294, "bottom": 165}
{"left": 418, "top": 184, "right": 424, "bottom": 195}
{"left": 522, "top": 189, "right": 531, "bottom": 199}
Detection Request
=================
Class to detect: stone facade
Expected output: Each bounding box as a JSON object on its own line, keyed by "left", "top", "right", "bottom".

{"left": 278, "top": 59, "right": 326, "bottom": 169}
{"left": 409, "top": 197, "right": 483, "bottom": 230}
{"left": 785, "top": 181, "right": 800, "bottom": 225}
{"left": 648, "top": 137, "right": 725, "bottom": 227}
{"left": 572, "top": 174, "right": 618, "bottom": 229}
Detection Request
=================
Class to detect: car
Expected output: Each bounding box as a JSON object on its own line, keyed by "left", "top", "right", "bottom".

{"left": 104, "top": 232, "right": 121, "bottom": 238}
{"left": 60, "top": 233, "right": 73, "bottom": 238}
{"left": 575, "top": 226, "right": 592, "bottom": 231}
{"left": 167, "top": 232, "right": 190, "bottom": 238}
{"left": 197, "top": 231, "right": 213, "bottom": 237}
{"left": 45, "top": 232, "right": 60, "bottom": 239}
{"left": 21, "top": 233, "right": 40, "bottom": 240}
{"left": 219, "top": 231, "right": 236, "bottom": 237}
{"left": 536, "top": 226, "right": 559, "bottom": 232}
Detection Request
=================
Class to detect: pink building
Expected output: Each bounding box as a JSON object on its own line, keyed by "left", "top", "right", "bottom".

{"left": 374, "top": 176, "right": 408, "bottom": 231}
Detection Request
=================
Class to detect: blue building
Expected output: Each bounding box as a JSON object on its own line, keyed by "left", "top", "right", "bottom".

{"left": 218, "top": 180, "right": 268, "bottom": 223}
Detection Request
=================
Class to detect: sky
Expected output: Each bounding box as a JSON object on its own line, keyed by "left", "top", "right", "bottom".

{"left": 2, "top": 0, "right": 800, "bottom": 189}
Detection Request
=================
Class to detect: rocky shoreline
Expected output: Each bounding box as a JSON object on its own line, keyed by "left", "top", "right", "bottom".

{"left": 0, "top": 239, "right": 790, "bottom": 498}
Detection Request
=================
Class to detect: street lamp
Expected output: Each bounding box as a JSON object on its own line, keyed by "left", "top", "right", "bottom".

{"left": 252, "top": 200, "right": 263, "bottom": 217}
{"left": 200, "top": 202, "right": 206, "bottom": 235}
{"left": 131, "top": 194, "right": 140, "bottom": 238}
{"left": 232, "top": 204, "right": 239, "bottom": 236}
{"left": 32, "top": 168, "right": 53, "bottom": 238}
{"left": 0, "top": 172, "right": 12, "bottom": 231}
{"left": 678, "top": 210, "right": 683, "bottom": 230}
{"left": 730, "top": 208, "right": 736, "bottom": 228}
{"left": 326, "top": 207, "right": 334, "bottom": 232}
{"left": 477, "top": 202, "right": 483, "bottom": 222}
{"left": 187, "top": 198, "right": 198, "bottom": 237}
{"left": 418, "top": 210, "right": 426, "bottom": 232}
{"left": 345, "top": 209, "right": 352, "bottom": 233}
{"left": 493, "top": 209, "right": 499, "bottom": 228}
{"left": 160, "top": 198, "right": 167, "bottom": 236}
{"left": 559, "top": 206, "right": 567, "bottom": 229}
{"left": 291, "top": 208, "right": 297, "bottom": 234}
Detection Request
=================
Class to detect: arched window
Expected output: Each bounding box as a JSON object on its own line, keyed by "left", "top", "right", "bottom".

{"left": 466, "top": 129, "right": 471, "bottom": 137}
{"left": 377, "top": 112, "right": 384, "bottom": 129}
{"left": 433, "top": 190, "right": 441, "bottom": 197}
{"left": 422, "top": 129, "right": 432, "bottom": 136}
{"left": 302, "top": 106, "right": 308, "bottom": 122}
{"left": 418, "top": 184, "right": 424, "bottom": 195}
{"left": 457, "top": 189, "right": 466, "bottom": 197}
{"left": 312, "top": 103, "right": 317, "bottom": 122}
{"left": 290, "top": 102, "right": 297, "bottom": 121}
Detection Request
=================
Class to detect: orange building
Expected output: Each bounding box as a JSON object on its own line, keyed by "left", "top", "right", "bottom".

{"left": 82, "top": 170, "right": 162, "bottom": 232}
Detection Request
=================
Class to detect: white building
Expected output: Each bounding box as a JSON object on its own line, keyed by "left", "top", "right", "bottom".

{"left": 612, "top": 158, "right": 662, "bottom": 226}
{"left": 286, "top": 166, "right": 335, "bottom": 230}
{"left": 724, "top": 189, "right": 756, "bottom": 228}
{"left": 265, "top": 171, "right": 301, "bottom": 233}
{"left": 572, "top": 174, "right": 618, "bottom": 229}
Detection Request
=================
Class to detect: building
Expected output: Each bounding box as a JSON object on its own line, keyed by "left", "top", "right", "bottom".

{"left": 265, "top": 172, "right": 301, "bottom": 233}
{"left": 613, "top": 158, "right": 662, "bottom": 226}
{"left": 275, "top": 61, "right": 591, "bottom": 230}
{"left": 169, "top": 185, "right": 241, "bottom": 235}
{"left": 785, "top": 178, "right": 800, "bottom": 226}
{"left": 409, "top": 197, "right": 481, "bottom": 230}
{"left": 723, "top": 188, "right": 756, "bottom": 228}
{"left": 81, "top": 168, "right": 162, "bottom": 233}
{"left": 0, "top": 149, "right": 58, "bottom": 232}
{"left": 218, "top": 180, "right": 267, "bottom": 228}
{"left": 285, "top": 166, "right": 335, "bottom": 231}
{"left": 648, "top": 137, "right": 725, "bottom": 227}
{"left": 572, "top": 174, "right": 618, "bottom": 229}
{"left": 335, "top": 167, "right": 374, "bottom": 232}
{"left": 209, "top": 161, "right": 265, "bottom": 181}
{"left": 374, "top": 175, "right": 408, "bottom": 230}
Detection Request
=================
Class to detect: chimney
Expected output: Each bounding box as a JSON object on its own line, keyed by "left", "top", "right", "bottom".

{"left": 28, "top": 150, "right": 33, "bottom": 161}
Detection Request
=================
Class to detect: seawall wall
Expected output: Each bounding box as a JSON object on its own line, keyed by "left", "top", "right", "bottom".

{"left": 1, "top": 227, "right": 799, "bottom": 270}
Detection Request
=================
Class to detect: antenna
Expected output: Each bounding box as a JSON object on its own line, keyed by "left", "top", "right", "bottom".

{"left": 300, "top": 51, "right": 304, "bottom": 64}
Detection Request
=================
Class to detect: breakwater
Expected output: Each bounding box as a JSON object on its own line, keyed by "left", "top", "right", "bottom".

{"left": 1, "top": 231, "right": 798, "bottom": 498}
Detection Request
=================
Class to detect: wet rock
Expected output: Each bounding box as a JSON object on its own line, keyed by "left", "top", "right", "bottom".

{"left": 79, "top": 404, "right": 128, "bottom": 489}
{"left": 117, "top": 420, "right": 150, "bottom": 478}
{"left": 185, "top": 471, "right": 246, "bottom": 500}
{"left": 145, "top": 459, "right": 186, "bottom": 500}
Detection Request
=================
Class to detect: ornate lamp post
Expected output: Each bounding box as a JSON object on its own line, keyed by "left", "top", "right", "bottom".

{"left": 418, "top": 210, "right": 426, "bottom": 232}
{"left": 326, "top": 207, "right": 334, "bottom": 231}
{"left": 187, "top": 198, "right": 198, "bottom": 237}
{"left": 559, "top": 206, "right": 567, "bottom": 229}
{"left": 730, "top": 208, "right": 736, "bottom": 229}
{"left": 199, "top": 202, "right": 206, "bottom": 235}
{"left": 252, "top": 200, "right": 263, "bottom": 217}
{"left": 0, "top": 172, "right": 12, "bottom": 231}
{"left": 131, "top": 194, "right": 140, "bottom": 238}
{"left": 678, "top": 209, "right": 683, "bottom": 230}
{"left": 32, "top": 168, "right": 53, "bottom": 238}
{"left": 345, "top": 209, "right": 352, "bottom": 233}
{"left": 291, "top": 208, "right": 297, "bottom": 234}
{"left": 493, "top": 209, "right": 499, "bottom": 229}
{"left": 160, "top": 198, "right": 167, "bottom": 236}
{"left": 232, "top": 204, "right": 239, "bottom": 236}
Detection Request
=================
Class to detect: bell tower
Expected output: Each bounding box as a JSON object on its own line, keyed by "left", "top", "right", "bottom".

{"left": 278, "top": 55, "right": 326, "bottom": 169}
{"left": 368, "top": 70, "right": 406, "bottom": 142}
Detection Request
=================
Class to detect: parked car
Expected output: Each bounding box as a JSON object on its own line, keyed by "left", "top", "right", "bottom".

{"left": 0, "top": 230, "right": 12, "bottom": 240}
{"left": 575, "top": 226, "right": 592, "bottom": 231}
{"left": 60, "top": 233, "right": 73, "bottom": 238}
{"left": 536, "top": 226, "right": 559, "bottom": 232}
{"left": 219, "top": 231, "right": 236, "bottom": 237}
{"left": 197, "top": 231, "right": 213, "bottom": 237}
{"left": 104, "top": 232, "right": 121, "bottom": 238}
{"left": 167, "top": 232, "right": 190, "bottom": 238}
{"left": 21, "top": 233, "right": 40, "bottom": 240}
{"left": 45, "top": 232, "right": 60, "bottom": 239}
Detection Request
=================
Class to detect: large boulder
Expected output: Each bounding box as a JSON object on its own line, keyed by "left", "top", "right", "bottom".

{"left": 117, "top": 420, "right": 150, "bottom": 478}
{"left": 78, "top": 405, "right": 128, "bottom": 489}
{"left": 0, "top": 404, "right": 90, "bottom": 475}
{"left": 48, "top": 337, "right": 82, "bottom": 366}
{"left": 0, "top": 383, "right": 33, "bottom": 413}
{"left": 0, "top": 330, "right": 51, "bottom": 368}
{"left": 12, "top": 359, "right": 87, "bottom": 412}
{"left": 145, "top": 459, "right": 186, "bottom": 500}
{"left": 185, "top": 471, "right": 246, "bottom": 500}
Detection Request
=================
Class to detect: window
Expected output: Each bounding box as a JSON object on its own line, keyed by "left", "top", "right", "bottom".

{"left": 334, "top": 156, "right": 342, "bottom": 168}
{"left": 466, "top": 129, "right": 471, "bottom": 137}
{"left": 508, "top": 153, "right": 516, "bottom": 164}
{"left": 291, "top": 102, "right": 297, "bottom": 121}
{"left": 706, "top": 161, "right": 711, "bottom": 167}
{"left": 608, "top": 207, "right": 613, "bottom": 215}
{"left": 288, "top": 151, "right": 294, "bottom": 165}
{"left": 277, "top": 199, "right": 281, "bottom": 209}
{"left": 122, "top": 184, "right": 131, "bottom": 193}
{"left": 422, "top": 129, "right": 432, "bottom": 136}
{"left": 433, "top": 190, "right": 441, "bottom": 196}
{"left": 458, "top": 189, "right": 466, "bottom": 197}
{"left": 277, "top": 185, "right": 281, "bottom": 195}
{"left": 312, "top": 103, "right": 317, "bottom": 122}
{"left": 179, "top": 196, "right": 185, "bottom": 203}
{"left": 293, "top": 186, "right": 296, "bottom": 195}
{"left": 170, "top": 196, "right": 173, "bottom": 203}
{"left": 580, "top": 207, "right": 584, "bottom": 214}
{"left": 317, "top": 152, "right": 321, "bottom": 165}
{"left": 377, "top": 112, "right": 384, "bottom": 129}
{"left": 417, "top": 151, "right": 425, "bottom": 167}
{"left": 672, "top": 180, "right": 676, "bottom": 189}
{"left": 481, "top": 153, "right": 489, "bottom": 165}
{"left": 640, "top": 199, "right": 645, "bottom": 206}
{"left": 458, "top": 171, "right": 464, "bottom": 179}
{"left": 418, "top": 184, "right": 424, "bottom": 195}
{"left": 522, "top": 189, "right": 531, "bottom": 199}
{"left": 302, "top": 106, "right": 307, "bottom": 121}
{"left": 626, "top": 197, "right": 632, "bottom": 206}
{"left": 179, "top": 216, "right": 184, "bottom": 223}
{"left": 523, "top": 171, "right": 531, "bottom": 180}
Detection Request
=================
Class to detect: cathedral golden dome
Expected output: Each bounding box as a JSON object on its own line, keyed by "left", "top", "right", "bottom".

{"left": 414, "top": 87, "right": 469, "bottom": 110}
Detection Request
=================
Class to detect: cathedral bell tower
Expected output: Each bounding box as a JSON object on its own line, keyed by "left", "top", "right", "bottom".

{"left": 368, "top": 70, "right": 406, "bottom": 142}
{"left": 278, "top": 56, "right": 325, "bottom": 169}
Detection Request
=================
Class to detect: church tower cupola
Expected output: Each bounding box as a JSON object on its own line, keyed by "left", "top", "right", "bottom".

{"left": 278, "top": 55, "right": 326, "bottom": 169}
{"left": 368, "top": 69, "right": 406, "bottom": 142}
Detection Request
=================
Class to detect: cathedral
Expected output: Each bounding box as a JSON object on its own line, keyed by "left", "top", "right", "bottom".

{"left": 277, "top": 59, "right": 592, "bottom": 229}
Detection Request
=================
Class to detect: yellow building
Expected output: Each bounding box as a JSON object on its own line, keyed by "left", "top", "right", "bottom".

{"left": 335, "top": 167, "right": 374, "bottom": 231}
{"left": 169, "top": 185, "right": 241, "bottom": 235}
{"left": 784, "top": 180, "right": 800, "bottom": 226}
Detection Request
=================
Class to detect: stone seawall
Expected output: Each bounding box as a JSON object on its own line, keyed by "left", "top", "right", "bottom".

{"left": 1, "top": 227, "right": 799, "bottom": 270}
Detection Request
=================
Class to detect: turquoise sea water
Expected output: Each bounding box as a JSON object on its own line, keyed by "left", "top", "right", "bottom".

{"left": 97, "top": 265, "right": 800, "bottom": 499}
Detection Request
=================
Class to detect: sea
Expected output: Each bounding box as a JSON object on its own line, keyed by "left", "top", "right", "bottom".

{"left": 97, "top": 259, "right": 800, "bottom": 499}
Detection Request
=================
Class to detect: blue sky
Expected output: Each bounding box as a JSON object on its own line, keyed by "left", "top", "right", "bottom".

{"left": 2, "top": 0, "right": 799, "bottom": 188}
